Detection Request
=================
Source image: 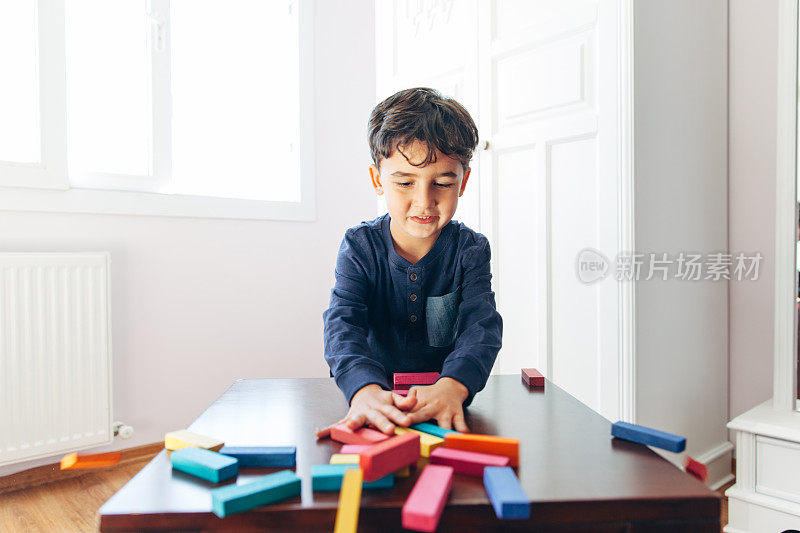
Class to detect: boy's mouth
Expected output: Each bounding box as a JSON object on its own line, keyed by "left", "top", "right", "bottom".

{"left": 410, "top": 215, "right": 437, "bottom": 225}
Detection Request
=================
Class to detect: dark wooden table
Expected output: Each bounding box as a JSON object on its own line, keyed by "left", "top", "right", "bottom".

{"left": 99, "top": 376, "right": 720, "bottom": 532}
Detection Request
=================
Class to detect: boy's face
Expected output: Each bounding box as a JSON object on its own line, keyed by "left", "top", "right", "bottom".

{"left": 369, "top": 140, "right": 470, "bottom": 245}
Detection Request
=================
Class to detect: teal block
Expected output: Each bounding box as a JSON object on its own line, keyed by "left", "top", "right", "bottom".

{"left": 211, "top": 470, "right": 300, "bottom": 517}
{"left": 311, "top": 464, "right": 394, "bottom": 491}
{"left": 170, "top": 446, "right": 238, "bottom": 483}
{"left": 219, "top": 446, "right": 296, "bottom": 467}
{"left": 409, "top": 422, "right": 458, "bottom": 439}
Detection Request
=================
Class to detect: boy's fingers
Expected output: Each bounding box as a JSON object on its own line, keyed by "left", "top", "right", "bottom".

{"left": 315, "top": 417, "right": 348, "bottom": 438}
{"left": 406, "top": 405, "right": 436, "bottom": 424}
{"left": 453, "top": 411, "right": 469, "bottom": 433}
{"left": 345, "top": 413, "right": 366, "bottom": 430}
{"left": 378, "top": 403, "right": 412, "bottom": 428}
{"left": 437, "top": 416, "right": 453, "bottom": 431}
{"left": 366, "top": 409, "right": 396, "bottom": 435}
{"left": 393, "top": 392, "right": 417, "bottom": 411}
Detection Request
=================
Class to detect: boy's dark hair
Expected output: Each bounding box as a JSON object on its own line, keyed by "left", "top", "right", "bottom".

{"left": 368, "top": 87, "right": 479, "bottom": 172}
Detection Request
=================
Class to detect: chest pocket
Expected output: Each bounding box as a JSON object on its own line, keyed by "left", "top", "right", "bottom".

{"left": 425, "top": 288, "right": 461, "bottom": 347}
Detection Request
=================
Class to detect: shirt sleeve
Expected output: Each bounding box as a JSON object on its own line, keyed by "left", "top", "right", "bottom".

{"left": 438, "top": 234, "right": 503, "bottom": 406}
{"left": 322, "top": 229, "right": 390, "bottom": 404}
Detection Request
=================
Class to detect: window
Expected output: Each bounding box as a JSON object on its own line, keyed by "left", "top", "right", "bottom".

{"left": 0, "top": 0, "right": 315, "bottom": 221}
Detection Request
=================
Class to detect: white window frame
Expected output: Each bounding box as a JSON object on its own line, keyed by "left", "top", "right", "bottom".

{"left": 0, "top": 0, "right": 316, "bottom": 222}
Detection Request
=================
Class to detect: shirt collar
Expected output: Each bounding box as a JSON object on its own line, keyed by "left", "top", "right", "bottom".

{"left": 381, "top": 213, "right": 456, "bottom": 269}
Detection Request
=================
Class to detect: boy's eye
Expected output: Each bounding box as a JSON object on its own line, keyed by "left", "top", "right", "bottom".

{"left": 397, "top": 182, "right": 412, "bottom": 187}
{"left": 435, "top": 183, "right": 455, "bottom": 188}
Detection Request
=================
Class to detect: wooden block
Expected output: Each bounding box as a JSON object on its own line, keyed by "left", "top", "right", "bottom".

{"left": 409, "top": 422, "right": 458, "bottom": 439}
{"left": 483, "top": 466, "right": 530, "bottom": 519}
{"left": 330, "top": 423, "right": 390, "bottom": 446}
{"left": 611, "top": 421, "right": 686, "bottom": 453}
{"left": 359, "top": 432, "right": 420, "bottom": 482}
{"left": 444, "top": 433, "right": 520, "bottom": 467}
{"left": 165, "top": 429, "right": 224, "bottom": 452}
{"left": 330, "top": 454, "right": 360, "bottom": 465}
{"left": 211, "top": 470, "right": 300, "bottom": 518}
{"left": 393, "top": 372, "right": 440, "bottom": 390}
{"left": 340, "top": 444, "right": 370, "bottom": 454}
{"left": 392, "top": 389, "right": 409, "bottom": 396}
{"left": 311, "top": 464, "right": 393, "bottom": 491}
{"left": 334, "top": 468, "right": 363, "bottom": 533}
{"left": 521, "top": 368, "right": 545, "bottom": 387}
{"left": 170, "top": 446, "right": 238, "bottom": 483}
{"left": 59, "top": 451, "right": 122, "bottom": 470}
{"left": 429, "top": 447, "right": 510, "bottom": 476}
{"left": 684, "top": 456, "right": 708, "bottom": 483}
{"left": 395, "top": 427, "right": 444, "bottom": 457}
{"left": 401, "top": 464, "right": 454, "bottom": 532}
{"left": 395, "top": 465, "right": 410, "bottom": 478}
{"left": 218, "top": 446, "right": 295, "bottom": 467}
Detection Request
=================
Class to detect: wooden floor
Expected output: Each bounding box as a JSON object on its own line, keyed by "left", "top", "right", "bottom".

{"left": 0, "top": 446, "right": 735, "bottom": 532}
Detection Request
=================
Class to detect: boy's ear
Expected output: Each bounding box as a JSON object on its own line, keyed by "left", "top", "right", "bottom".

{"left": 459, "top": 168, "right": 471, "bottom": 197}
{"left": 369, "top": 164, "right": 384, "bottom": 195}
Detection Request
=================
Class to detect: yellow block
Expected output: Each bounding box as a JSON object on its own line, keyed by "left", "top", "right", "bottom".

{"left": 394, "top": 427, "right": 444, "bottom": 457}
{"left": 334, "top": 468, "right": 362, "bottom": 533}
{"left": 330, "top": 453, "right": 360, "bottom": 465}
{"left": 395, "top": 465, "right": 410, "bottom": 478}
{"left": 164, "top": 429, "right": 224, "bottom": 452}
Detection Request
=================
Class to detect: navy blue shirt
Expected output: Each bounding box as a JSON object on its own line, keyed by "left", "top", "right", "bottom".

{"left": 322, "top": 213, "right": 503, "bottom": 406}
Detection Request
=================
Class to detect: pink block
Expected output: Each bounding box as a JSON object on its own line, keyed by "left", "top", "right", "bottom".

{"left": 429, "top": 447, "right": 510, "bottom": 476}
{"left": 401, "top": 464, "right": 454, "bottom": 532}
{"left": 330, "top": 423, "right": 390, "bottom": 446}
{"left": 394, "top": 372, "right": 440, "bottom": 388}
{"left": 392, "top": 389, "right": 409, "bottom": 396}
{"left": 340, "top": 444, "right": 370, "bottom": 454}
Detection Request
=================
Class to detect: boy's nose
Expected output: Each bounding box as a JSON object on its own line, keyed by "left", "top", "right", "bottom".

{"left": 413, "top": 187, "right": 435, "bottom": 207}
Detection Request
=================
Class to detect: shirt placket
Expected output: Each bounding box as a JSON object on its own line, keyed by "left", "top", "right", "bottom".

{"left": 407, "top": 267, "right": 422, "bottom": 342}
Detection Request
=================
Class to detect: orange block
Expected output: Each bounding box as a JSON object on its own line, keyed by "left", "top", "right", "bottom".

{"left": 444, "top": 433, "right": 519, "bottom": 467}
{"left": 60, "top": 451, "right": 122, "bottom": 470}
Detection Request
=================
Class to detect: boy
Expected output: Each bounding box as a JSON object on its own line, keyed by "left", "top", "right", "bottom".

{"left": 315, "top": 87, "right": 502, "bottom": 437}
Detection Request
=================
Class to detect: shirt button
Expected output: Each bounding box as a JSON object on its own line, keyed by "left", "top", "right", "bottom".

{"left": 410, "top": 314, "right": 417, "bottom": 323}
{"left": 410, "top": 273, "right": 418, "bottom": 281}
{"left": 410, "top": 294, "right": 417, "bottom": 302}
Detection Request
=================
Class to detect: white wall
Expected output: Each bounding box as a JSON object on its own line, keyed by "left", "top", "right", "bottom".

{"left": 0, "top": 0, "right": 377, "bottom": 476}
{"left": 728, "top": 0, "right": 778, "bottom": 421}
{"left": 633, "top": 0, "right": 730, "bottom": 472}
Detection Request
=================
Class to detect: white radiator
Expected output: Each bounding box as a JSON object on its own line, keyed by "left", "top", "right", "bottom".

{"left": 0, "top": 253, "right": 113, "bottom": 467}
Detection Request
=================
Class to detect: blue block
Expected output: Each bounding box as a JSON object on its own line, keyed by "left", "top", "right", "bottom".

{"left": 483, "top": 466, "right": 530, "bottom": 520}
{"left": 170, "top": 446, "right": 238, "bottom": 483}
{"left": 219, "top": 446, "right": 296, "bottom": 467}
{"left": 211, "top": 470, "right": 300, "bottom": 517}
{"left": 611, "top": 421, "right": 686, "bottom": 453}
{"left": 409, "top": 422, "right": 458, "bottom": 439}
{"left": 310, "top": 464, "right": 394, "bottom": 491}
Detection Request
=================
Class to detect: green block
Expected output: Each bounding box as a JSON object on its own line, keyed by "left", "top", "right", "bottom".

{"left": 211, "top": 470, "right": 300, "bottom": 517}
{"left": 170, "top": 446, "right": 238, "bottom": 483}
{"left": 310, "top": 464, "right": 393, "bottom": 491}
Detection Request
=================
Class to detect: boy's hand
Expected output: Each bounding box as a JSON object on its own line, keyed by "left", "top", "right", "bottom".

{"left": 404, "top": 377, "right": 470, "bottom": 432}
{"left": 315, "top": 384, "right": 416, "bottom": 439}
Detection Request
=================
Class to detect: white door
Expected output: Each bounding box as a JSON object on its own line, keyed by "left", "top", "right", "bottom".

{"left": 375, "top": 0, "right": 630, "bottom": 420}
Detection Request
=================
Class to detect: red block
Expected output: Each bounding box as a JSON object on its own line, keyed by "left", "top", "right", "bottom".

{"left": 429, "top": 447, "right": 510, "bottom": 476}
{"left": 401, "top": 464, "right": 454, "bottom": 532}
{"left": 684, "top": 455, "right": 708, "bottom": 483}
{"left": 359, "top": 432, "right": 420, "bottom": 482}
{"left": 330, "top": 423, "right": 390, "bottom": 446}
{"left": 521, "top": 368, "right": 545, "bottom": 387}
{"left": 340, "top": 444, "right": 370, "bottom": 454}
{"left": 393, "top": 372, "right": 440, "bottom": 390}
{"left": 392, "top": 389, "right": 409, "bottom": 397}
